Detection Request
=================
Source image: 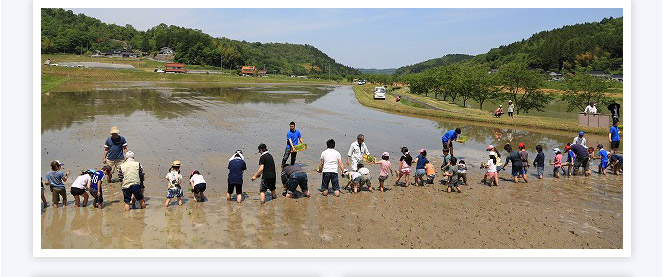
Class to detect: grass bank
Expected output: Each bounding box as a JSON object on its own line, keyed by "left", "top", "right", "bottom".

{"left": 41, "top": 74, "right": 69, "bottom": 92}
{"left": 353, "top": 85, "right": 609, "bottom": 135}
{"left": 41, "top": 54, "right": 349, "bottom": 93}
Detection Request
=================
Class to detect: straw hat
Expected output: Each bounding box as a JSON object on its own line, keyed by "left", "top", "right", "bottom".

{"left": 110, "top": 126, "right": 120, "bottom": 134}
{"left": 171, "top": 160, "right": 182, "bottom": 167}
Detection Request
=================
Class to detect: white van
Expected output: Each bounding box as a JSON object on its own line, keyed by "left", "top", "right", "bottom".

{"left": 373, "top": 87, "right": 386, "bottom": 100}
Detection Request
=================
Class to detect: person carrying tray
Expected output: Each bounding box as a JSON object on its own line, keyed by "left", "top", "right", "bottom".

{"left": 282, "top": 121, "right": 304, "bottom": 167}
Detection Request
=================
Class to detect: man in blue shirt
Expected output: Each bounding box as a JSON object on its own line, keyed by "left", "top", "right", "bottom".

{"left": 282, "top": 121, "right": 303, "bottom": 167}
{"left": 103, "top": 126, "right": 127, "bottom": 183}
{"left": 609, "top": 120, "right": 620, "bottom": 152}
{"left": 441, "top": 128, "right": 462, "bottom": 157}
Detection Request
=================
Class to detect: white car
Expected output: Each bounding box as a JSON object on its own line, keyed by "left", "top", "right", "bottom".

{"left": 154, "top": 69, "right": 165, "bottom": 73}
{"left": 373, "top": 87, "right": 386, "bottom": 100}
{"left": 358, "top": 80, "right": 366, "bottom": 85}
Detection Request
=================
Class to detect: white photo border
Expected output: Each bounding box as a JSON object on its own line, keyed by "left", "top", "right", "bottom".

{"left": 33, "top": 0, "right": 631, "bottom": 257}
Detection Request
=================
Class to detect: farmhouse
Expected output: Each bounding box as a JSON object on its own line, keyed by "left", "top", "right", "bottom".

{"left": 241, "top": 66, "right": 256, "bottom": 76}
{"left": 586, "top": 70, "right": 610, "bottom": 78}
{"left": 164, "top": 63, "right": 187, "bottom": 73}
{"left": 610, "top": 74, "right": 623, "bottom": 82}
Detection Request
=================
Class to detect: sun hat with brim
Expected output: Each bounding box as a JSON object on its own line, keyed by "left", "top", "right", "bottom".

{"left": 172, "top": 160, "right": 182, "bottom": 167}
{"left": 382, "top": 152, "right": 389, "bottom": 157}
{"left": 486, "top": 145, "right": 494, "bottom": 151}
{"left": 110, "top": 126, "right": 120, "bottom": 134}
{"left": 125, "top": 151, "right": 135, "bottom": 159}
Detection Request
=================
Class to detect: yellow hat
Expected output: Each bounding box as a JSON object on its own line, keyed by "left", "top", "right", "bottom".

{"left": 171, "top": 160, "right": 182, "bottom": 167}
{"left": 110, "top": 126, "right": 120, "bottom": 134}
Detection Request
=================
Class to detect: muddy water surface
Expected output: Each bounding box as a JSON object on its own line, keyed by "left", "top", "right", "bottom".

{"left": 40, "top": 84, "right": 623, "bottom": 249}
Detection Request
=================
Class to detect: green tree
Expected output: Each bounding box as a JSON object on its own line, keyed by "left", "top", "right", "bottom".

{"left": 496, "top": 62, "right": 552, "bottom": 114}
{"left": 563, "top": 73, "right": 609, "bottom": 112}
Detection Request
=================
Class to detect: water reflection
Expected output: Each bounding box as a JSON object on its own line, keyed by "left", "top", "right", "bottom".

{"left": 41, "top": 85, "right": 334, "bottom": 133}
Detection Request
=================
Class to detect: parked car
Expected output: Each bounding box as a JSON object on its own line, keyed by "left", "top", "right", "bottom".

{"left": 358, "top": 80, "right": 366, "bottom": 85}
{"left": 154, "top": 68, "right": 165, "bottom": 73}
{"left": 373, "top": 86, "right": 386, "bottom": 100}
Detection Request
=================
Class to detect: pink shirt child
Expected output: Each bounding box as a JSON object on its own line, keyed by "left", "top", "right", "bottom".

{"left": 378, "top": 160, "right": 391, "bottom": 177}
{"left": 554, "top": 153, "right": 562, "bottom": 167}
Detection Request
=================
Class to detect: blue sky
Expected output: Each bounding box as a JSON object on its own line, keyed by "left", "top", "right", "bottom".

{"left": 70, "top": 8, "right": 623, "bottom": 69}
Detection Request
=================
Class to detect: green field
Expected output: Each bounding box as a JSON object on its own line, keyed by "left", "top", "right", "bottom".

{"left": 354, "top": 85, "right": 613, "bottom": 134}
{"left": 41, "top": 54, "right": 348, "bottom": 93}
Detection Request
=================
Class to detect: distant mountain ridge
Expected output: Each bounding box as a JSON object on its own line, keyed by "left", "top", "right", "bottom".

{"left": 41, "top": 8, "right": 360, "bottom": 77}
{"left": 394, "top": 16, "right": 623, "bottom": 75}
{"left": 393, "top": 54, "right": 475, "bottom": 75}
{"left": 357, "top": 68, "right": 397, "bottom": 75}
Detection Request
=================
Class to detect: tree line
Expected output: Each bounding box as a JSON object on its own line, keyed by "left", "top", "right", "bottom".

{"left": 41, "top": 8, "right": 359, "bottom": 78}
{"left": 372, "top": 62, "right": 615, "bottom": 115}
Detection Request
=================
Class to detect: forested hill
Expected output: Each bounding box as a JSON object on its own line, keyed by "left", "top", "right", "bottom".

{"left": 393, "top": 54, "right": 474, "bottom": 75}
{"left": 394, "top": 16, "right": 623, "bottom": 75}
{"left": 41, "top": 8, "right": 360, "bottom": 77}
{"left": 357, "top": 68, "right": 398, "bottom": 75}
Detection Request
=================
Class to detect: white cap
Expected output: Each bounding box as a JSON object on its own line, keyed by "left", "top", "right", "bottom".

{"left": 125, "top": 151, "right": 135, "bottom": 159}
{"left": 553, "top": 148, "right": 560, "bottom": 153}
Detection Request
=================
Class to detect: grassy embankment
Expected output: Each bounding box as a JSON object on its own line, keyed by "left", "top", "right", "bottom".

{"left": 353, "top": 85, "right": 612, "bottom": 134}
{"left": 41, "top": 54, "right": 349, "bottom": 93}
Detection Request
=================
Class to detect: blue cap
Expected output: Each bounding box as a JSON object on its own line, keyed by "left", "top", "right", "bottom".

{"left": 579, "top": 131, "right": 585, "bottom": 135}
{"left": 86, "top": 169, "right": 95, "bottom": 174}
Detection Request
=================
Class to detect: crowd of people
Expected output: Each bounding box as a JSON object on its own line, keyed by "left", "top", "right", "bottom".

{"left": 41, "top": 120, "right": 624, "bottom": 211}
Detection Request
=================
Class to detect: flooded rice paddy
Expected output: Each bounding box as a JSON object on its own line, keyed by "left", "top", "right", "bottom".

{"left": 40, "top": 84, "right": 623, "bottom": 249}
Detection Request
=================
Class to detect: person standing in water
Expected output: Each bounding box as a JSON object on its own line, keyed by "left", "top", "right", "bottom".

{"left": 347, "top": 134, "right": 370, "bottom": 171}
{"left": 103, "top": 126, "right": 127, "bottom": 183}
{"left": 282, "top": 121, "right": 303, "bottom": 167}
{"left": 251, "top": 144, "right": 277, "bottom": 204}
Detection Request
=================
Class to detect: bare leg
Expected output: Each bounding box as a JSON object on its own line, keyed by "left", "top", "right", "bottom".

{"left": 260, "top": 192, "right": 266, "bottom": 204}
{"left": 237, "top": 193, "right": 243, "bottom": 203}
{"left": 74, "top": 195, "right": 80, "bottom": 207}
{"left": 200, "top": 192, "right": 205, "bottom": 201}
{"left": 177, "top": 197, "right": 182, "bottom": 206}
{"left": 226, "top": 193, "right": 231, "bottom": 201}
{"left": 41, "top": 190, "right": 47, "bottom": 208}
{"left": 139, "top": 199, "right": 146, "bottom": 209}
{"left": 523, "top": 174, "right": 528, "bottom": 183}
{"left": 124, "top": 203, "right": 131, "bottom": 211}
{"left": 334, "top": 190, "right": 340, "bottom": 197}
{"left": 82, "top": 193, "right": 89, "bottom": 207}
{"left": 270, "top": 189, "right": 277, "bottom": 200}
{"left": 164, "top": 198, "right": 171, "bottom": 207}
{"left": 322, "top": 190, "right": 329, "bottom": 196}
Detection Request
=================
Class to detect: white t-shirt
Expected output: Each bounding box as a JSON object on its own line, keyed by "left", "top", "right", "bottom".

{"left": 348, "top": 171, "right": 362, "bottom": 180}
{"left": 358, "top": 167, "right": 370, "bottom": 175}
{"left": 584, "top": 105, "right": 597, "bottom": 114}
{"left": 321, "top": 148, "right": 342, "bottom": 173}
{"left": 486, "top": 159, "right": 497, "bottom": 173}
{"left": 71, "top": 174, "right": 90, "bottom": 189}
{"left": 190, "top": 174, "right": 206, "bottom": 185}
{"left": 573, "top": 137, "right": 587, "bottom": 148}
{"left": 165, "top": 171, "right": 183, "bottom": 189}
{"left": 508, "top": 104, "right": 514, "bottom": 112}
